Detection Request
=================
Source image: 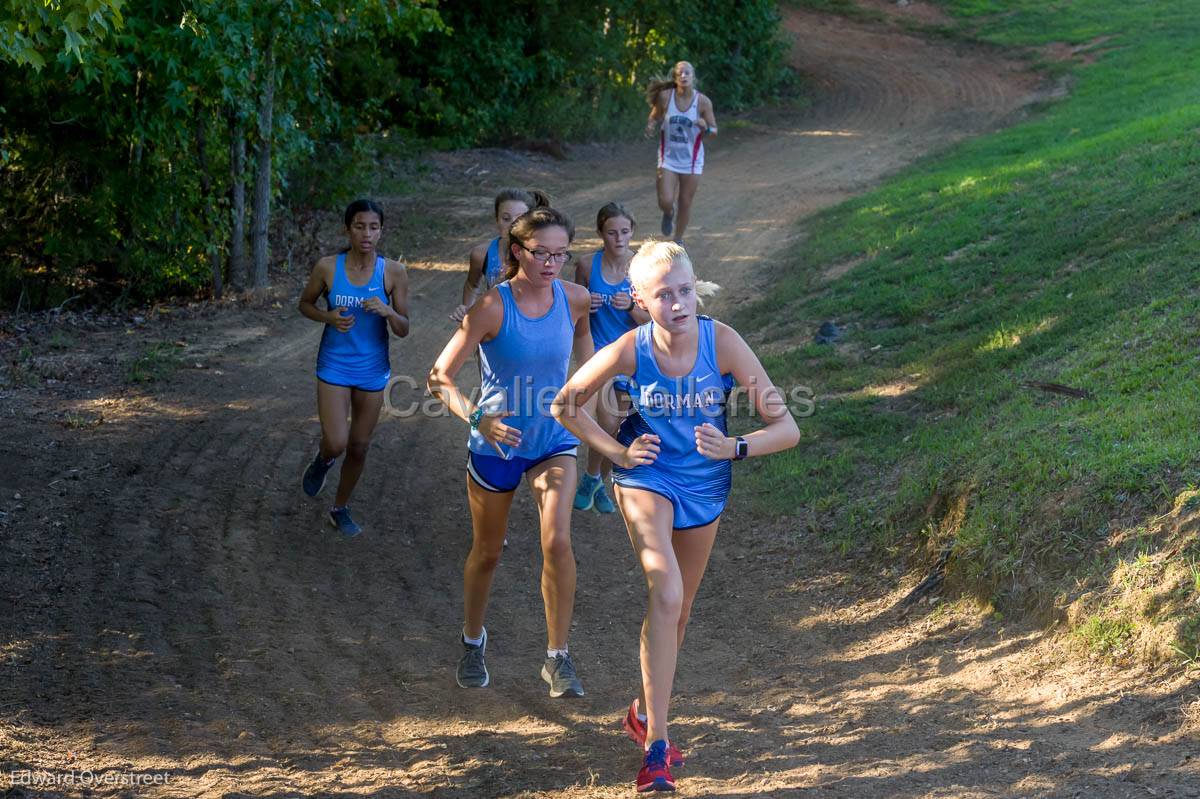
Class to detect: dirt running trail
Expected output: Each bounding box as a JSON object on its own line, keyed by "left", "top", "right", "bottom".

{"left": 4, "top": 7, "right": 1198, "bottom": 799}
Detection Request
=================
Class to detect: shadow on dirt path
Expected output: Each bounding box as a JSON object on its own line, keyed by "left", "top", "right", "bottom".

{"left": 3, "top": 6, "right": 1198, "bottom": 799}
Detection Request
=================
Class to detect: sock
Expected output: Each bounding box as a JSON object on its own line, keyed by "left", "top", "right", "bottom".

{"left": 547, "top": 647, "right": 568, "bottom": 659}
{"left": 637, "top": 712, "right": 648, "bottom": 723}
{"left": 463, "top": 628, "right": 484, "bottom": 647}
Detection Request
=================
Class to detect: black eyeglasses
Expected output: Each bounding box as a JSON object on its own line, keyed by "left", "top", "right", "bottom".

{"left": 517, "top": 243, "right": 573, "bottom": 265}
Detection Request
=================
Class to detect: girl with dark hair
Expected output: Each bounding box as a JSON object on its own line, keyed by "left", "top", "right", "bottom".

{"left": 450, "top": 187, "right": 551, "bottom": 322}
{"left": 573, "top": 202, "right": 649, "bottom": 514}
{"left": 298, "top": 199, "right": 410, "bottom": 537}
{"left": 429, "top": 207, "right": 594, "bottom": 697}
{"left": 644, "top": 61, "right": 718, "bottom": 247}
{"left": 553, "top": 242, "right": 799, "bottom": 793}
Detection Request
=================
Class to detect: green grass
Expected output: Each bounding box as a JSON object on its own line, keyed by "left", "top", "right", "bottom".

{"left": 737, "top": 0, "right": 1200, "bottom": 628}
{"left": 127, "top": 341, "right": 183, "bottom": 383}
{"left": 1076, "top": 614, "right": 1134, "bottom": 657}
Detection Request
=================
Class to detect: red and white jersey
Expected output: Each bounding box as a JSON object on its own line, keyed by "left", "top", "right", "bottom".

{"left": 657, "top": 90, "right": 705, "bottom": 175}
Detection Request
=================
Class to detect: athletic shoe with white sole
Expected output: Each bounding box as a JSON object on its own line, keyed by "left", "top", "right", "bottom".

{"left": 592, "top": 482, "right": 617, "bottom": 514}
{"left": 541, "top": 652, "right": 584, "bottom": 698}
{"left": 456, "top": 629, "right": 490, "bottom": 688}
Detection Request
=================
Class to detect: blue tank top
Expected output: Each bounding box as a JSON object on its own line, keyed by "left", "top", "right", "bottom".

{"left": 470, "top": 281, "right": 579, "bottom": 459}
{"left": 316, "top": 253, "right": 390, "bottom": 381}
{"left": 617, "top": 317, "right": 734, "bottom": 477}
{"left": 483, "top": 238, "right": 504, "bottom": 289}
{"left": 587, "top": 251, "right": 637, "bottom": 351}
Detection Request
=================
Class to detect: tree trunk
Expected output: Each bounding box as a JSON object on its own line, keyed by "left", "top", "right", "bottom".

{"left": 194, "top": 116, "right": 223, "bottom": 300}
{"left": 251, "top": 34, "right": 275, "bottom": 290}
{"left": 228, "top": 111, "right": 247, "bottom": 291}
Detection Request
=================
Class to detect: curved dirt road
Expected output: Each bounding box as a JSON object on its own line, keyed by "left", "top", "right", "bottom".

{"left": 4, "top": 7, "right": 1197, "bottom": 798}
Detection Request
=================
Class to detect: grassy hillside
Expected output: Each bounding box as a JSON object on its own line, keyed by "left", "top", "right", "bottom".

{"left": 742, "top": 0, "right": 1200, "bottom": 663}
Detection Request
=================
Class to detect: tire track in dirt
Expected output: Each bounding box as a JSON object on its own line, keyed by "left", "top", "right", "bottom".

{"left": 7, "top": 6, "right": 1198, "bottom": 799}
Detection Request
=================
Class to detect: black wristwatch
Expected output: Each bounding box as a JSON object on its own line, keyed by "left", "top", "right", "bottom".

{"left": 732, "top": 436, "right": 749, "bottom": 461}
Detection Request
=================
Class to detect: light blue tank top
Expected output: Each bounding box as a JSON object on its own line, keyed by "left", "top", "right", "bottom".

{"left": 483, "top": 238, "right": 504, "bottom": 289}
{"left": 587, "top": 251, "right": 637, "bottom": 351}
{"left": 617, "top": 317, "right": 734, "bottom": 476}
{"left": 317, "top": 254, "right": 390, "bottom": 380}
{"left": 469, "top": 281, "right": 579, "bottom": 459}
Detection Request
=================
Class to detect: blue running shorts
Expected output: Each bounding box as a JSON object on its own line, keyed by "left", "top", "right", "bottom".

{"left": 467, "top": 444, "right": 578, "bottom": 493}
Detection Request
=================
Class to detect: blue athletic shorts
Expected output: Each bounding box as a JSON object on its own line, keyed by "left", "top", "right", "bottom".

{"left": 467, "top": 444, "right": 578, "bottom": 493}
{"left": 613, "top": 471, "right": 728, "bottom": 530}
{"left": 316, "top": 367, "right": 389, "bottom": 393}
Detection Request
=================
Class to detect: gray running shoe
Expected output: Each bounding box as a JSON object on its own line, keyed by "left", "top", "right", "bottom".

{"left": 456, "top": 629, "right": 490, "bottom": 688}
{"left": 541, "top": 652, "right": 584, "bottom": 698}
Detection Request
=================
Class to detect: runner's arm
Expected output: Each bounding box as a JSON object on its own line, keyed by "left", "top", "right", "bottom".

{"left": 451, "top": 244, "right": 489, "bottom": 322}
{"left": 298, "top": 258, "right": 336, "bottom": 324}
{"left": 698, "top": 94, "right": 718, "bottom": 136}
{"left": 645, "top": 90, "right": 668, "bottom": 137}
{"left": 712, "top": 322, "right": 799, "bottom": 458}
{"left": 552, "top": 331, "right": 639, "bottom": 464}
{"left": 385, "top": 260, "right": 410, "bottom": 337}
{"left": 428, "top": 295, "right": 503, "bottom": 424}
{"left": 566, "top": 282, "right": 595, "bottom": 367}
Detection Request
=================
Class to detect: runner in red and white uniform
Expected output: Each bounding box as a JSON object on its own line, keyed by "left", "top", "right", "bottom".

{"left": 644, "top": 61, "right": 718, "bottom": 247}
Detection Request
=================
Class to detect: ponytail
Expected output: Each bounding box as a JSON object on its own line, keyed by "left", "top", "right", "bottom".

{"left": 645, "top": 76, "right": 675, "bottom": 107}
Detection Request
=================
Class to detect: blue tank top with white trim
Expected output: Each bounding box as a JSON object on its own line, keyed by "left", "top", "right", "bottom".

{"left": 470, "top": 280, "right": 579, "bottom": 459}
{"left": 587, "top": 250, "right": 637, "bottom": 351}
{"left": 316, "top": 253, "right": 390, "bottom": 381}
{"left": 483, "top": 237, "right": 504, "bottom": 289}
{"left": 616, "top": 317, "right": 733, "bottom": 479}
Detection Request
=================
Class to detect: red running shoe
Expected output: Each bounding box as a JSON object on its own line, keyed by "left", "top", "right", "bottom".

{"left": 623, "top": 699, "right": 685, "bottom": 767}
{"left": 636, "top": 740, "right": 676, "bottom": 793}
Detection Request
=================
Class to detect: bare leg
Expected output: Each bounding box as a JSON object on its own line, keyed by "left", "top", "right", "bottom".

{"left": 656, "top": 168, "right": 680, "bottom": 235}
{"left": 333, "top": 388, "right": 383, "bottom": 507}
{"left": 463, "top": 477, "right": 515, "bottom": 639}
{"left": 635, "top": 517, "right": 720, "bottom": 735}
{"left": 616, "top": 484, "right": 682, "bottom": 746}
{"left": 673, "top": 173, "right": 702, "bottom": 243}
{"left": 527, "top": 454, "right": 578, "bottom": 649}
{"left": 315, "top": 380, "right": 352, "bottom": 461}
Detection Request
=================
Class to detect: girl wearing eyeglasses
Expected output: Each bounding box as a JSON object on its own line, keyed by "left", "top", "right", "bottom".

{"left": 450, "top": 187, "right": 551, "bottom": 322}
{"left": 645, "top": 61, "right": 718, "bottom": 247}
{"left": 573, "top": 202, "right": 650, "bottom": 515}
{"left": 552, "top": 242, "right": 799, "bottom": 792}
{"left": 429, "top": 207, "right": 594, "bottom": 699}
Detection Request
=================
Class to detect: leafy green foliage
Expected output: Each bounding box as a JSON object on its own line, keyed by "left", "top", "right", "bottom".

{"left": 0, "top": 0, "right": 125, "bottom": 70}
{"left": 1, "top": 0, "right": 789, "bottom": 308}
